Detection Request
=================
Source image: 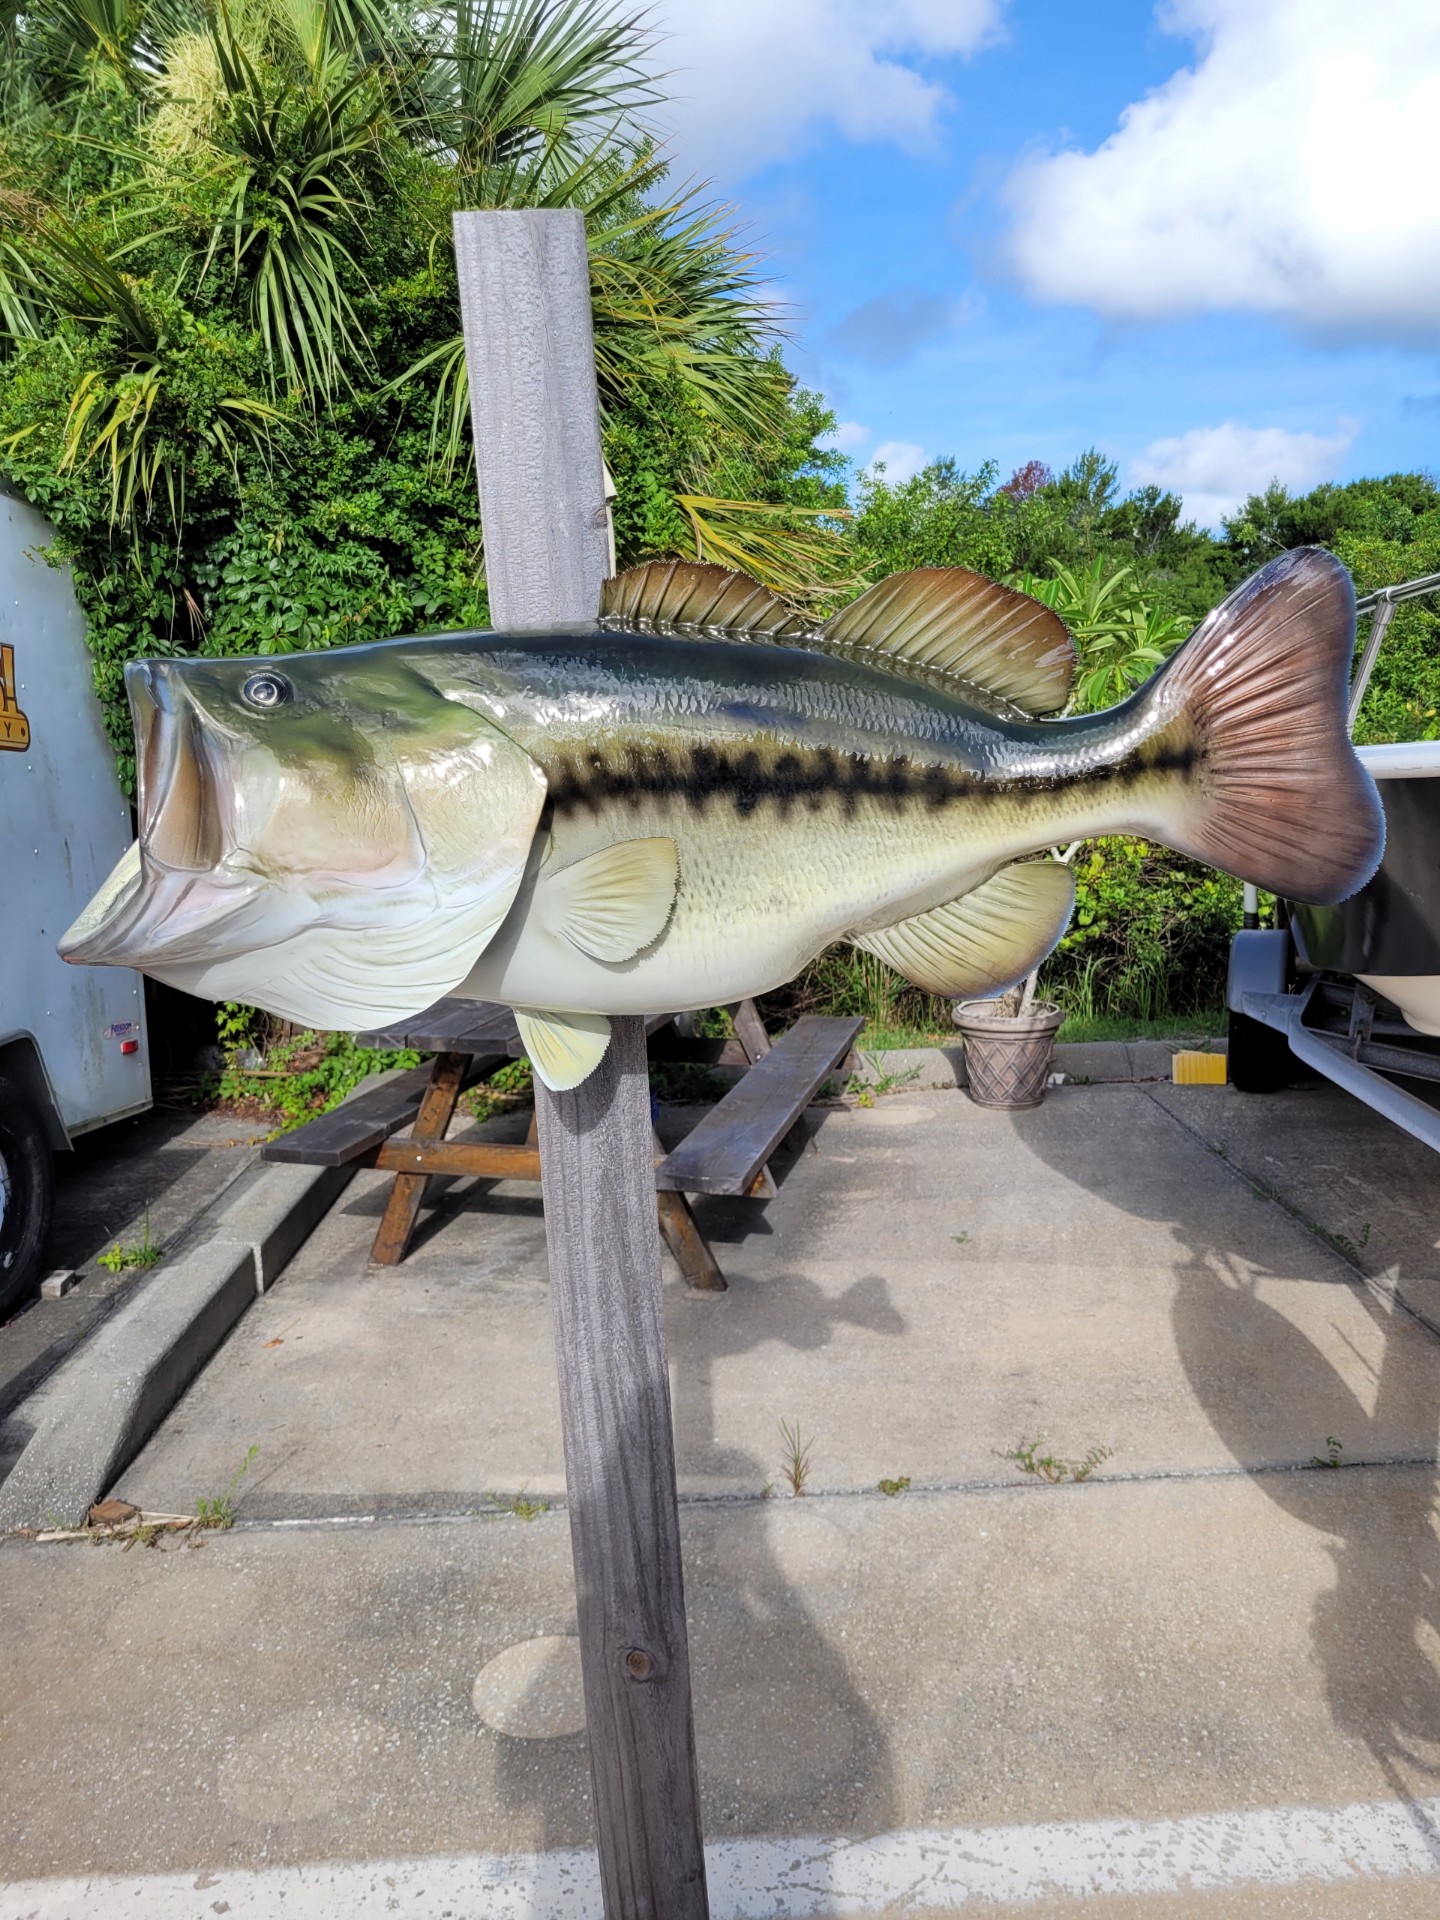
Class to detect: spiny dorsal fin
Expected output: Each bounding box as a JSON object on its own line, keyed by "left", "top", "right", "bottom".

{"left": 600, "top": 562, "right": 812, "bottom": 640}
{"left": 820, "top": 569, "right": 1077, "bottom": 716}
{"left": 853, "top": 860, "right": 1076, "bottom": 998}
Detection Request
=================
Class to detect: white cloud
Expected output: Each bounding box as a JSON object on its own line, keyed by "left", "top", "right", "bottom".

{"left": 823, "top": 420, "right": 872, "bottom": 454}
{"left": 1004, "top": 0, "right": 1440, "bottom": 341}
{"left": 867, "top": 440, "right": 929, "bottom": 483}
{"left": 1131, "top": 421, "right": 1358, "bottom": 530}
{"left": 652, "top": 1, "right": 1004, "bottom": 181}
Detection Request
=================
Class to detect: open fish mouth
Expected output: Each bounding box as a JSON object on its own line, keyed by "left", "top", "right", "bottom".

{"left": 59, "top": 660, "right": 257, "bottom": 969}
{"left": 131, "top": 659, "right": 225, "bottom": 875}
{"left": 58, "top": 839, "right": 271, "bottom": 968}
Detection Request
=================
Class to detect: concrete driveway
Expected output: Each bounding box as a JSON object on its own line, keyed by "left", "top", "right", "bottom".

{"left": 2, "top": 1076, "right": 1437, "bottom": 1917}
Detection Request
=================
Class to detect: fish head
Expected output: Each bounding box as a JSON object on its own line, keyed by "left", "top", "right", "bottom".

{"left": 60, "top": 646, "right": 547, "bottom": 1029}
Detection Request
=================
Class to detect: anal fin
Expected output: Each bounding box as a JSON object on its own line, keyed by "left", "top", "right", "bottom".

{"left": 515, "top": 1007, "right": 613, "bottom": 1092}
{"left": 540, "top": 837, "right": 679, "bottom": 963}
{"left": 854, "top": 861, "right": 1076, "bottom": 999}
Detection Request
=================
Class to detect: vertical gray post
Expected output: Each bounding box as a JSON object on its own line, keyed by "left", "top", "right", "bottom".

{"left": 454, "top": 210, "right": 611, "bottom": 627}
{"left": 453, "top": 208, "right": 710, "bottom": 1920}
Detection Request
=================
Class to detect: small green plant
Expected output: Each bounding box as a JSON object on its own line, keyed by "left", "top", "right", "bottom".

{"left": 1312, "top": 1435, "right": 1344, "bottom": 1470}
{"left": 846, "top": 1057, "right": 922, "bottom": 1106}
{"left": 489, "top": 1487, "right": 549, "bottom": 1521}
{"left": 779, "top": 1418, "right": 813, "bottom": 1497}
{"left": 1314, "top": 1221, "right": 1373, "bottom": 1264}
{"left": 465, "top": 1058, "right": 534, "bottom": 1123}
{"left": 195, "top": 1444, "right": 259, "bottom": 1531}
{"left": 1003, "top": 1437, "right": 1114, "bottom": 1484}
{"left": 877, "top": 1475, "right": 911, "bottom": 1497}
{"left": 950, "top": 1231, "right": 970, "bottom": 1246}
{"left": 97, "top": 1211, "right": 163, "bottom": 1273}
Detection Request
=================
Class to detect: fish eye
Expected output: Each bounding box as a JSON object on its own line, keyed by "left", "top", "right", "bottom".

{"left": 242, "top": 671, "right": 291, "bottom": 710}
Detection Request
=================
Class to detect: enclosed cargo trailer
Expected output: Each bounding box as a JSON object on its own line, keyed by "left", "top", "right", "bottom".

{"left": 0, "top": 491, "right": 152, "bottom": 1312}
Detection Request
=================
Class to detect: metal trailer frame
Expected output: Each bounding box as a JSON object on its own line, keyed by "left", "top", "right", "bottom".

{"left": 1225, "top": 567, "right": 1440, "bottom": 1152}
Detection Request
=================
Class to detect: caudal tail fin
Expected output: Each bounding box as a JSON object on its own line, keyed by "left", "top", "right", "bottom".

{"left": 1142, "top": 547, "right": 1383, "bottom": 905}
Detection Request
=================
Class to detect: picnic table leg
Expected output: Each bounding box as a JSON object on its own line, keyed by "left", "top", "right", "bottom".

{"left": 370, "top": 1050, "right": 469, "bottom": 1266}
{"left": 653, "top": 1126, "right": 726, "bottom": 1294}
{"left": 536, "top": 1015, "right": 710, "bottom": 1916}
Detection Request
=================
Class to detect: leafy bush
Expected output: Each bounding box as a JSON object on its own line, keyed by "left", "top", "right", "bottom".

{"left": 217, "top": 1010, "right": 421, "bottom": 1131}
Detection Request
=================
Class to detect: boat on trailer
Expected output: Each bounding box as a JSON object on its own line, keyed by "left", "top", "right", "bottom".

{"left": 1226, "top": 567, "right": 1440, "bottom": 1152}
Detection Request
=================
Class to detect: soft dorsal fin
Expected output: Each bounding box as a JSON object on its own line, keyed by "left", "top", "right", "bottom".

{"left": 820, "top": 569, "right": 1077, "bottom": 716}
{"left": 601, "top": 559, "right": 1076, "bottom": 717}
{"left": 853, "top": 860, "right": 1075, "bottom": 998}
{"left": 600, "top": 562, "right": 812, "bottom": 640}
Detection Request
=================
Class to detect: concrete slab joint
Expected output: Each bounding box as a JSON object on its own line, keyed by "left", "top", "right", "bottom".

{"left": 207, "top": 1159, "right": 355, "bottom": 1293}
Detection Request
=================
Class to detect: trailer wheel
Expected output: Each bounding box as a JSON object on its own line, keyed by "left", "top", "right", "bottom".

{"left": 0, "top": 1076, "right": 54, "bottom": 1318}
{"left": 1227, "top": 1009, "right": 1292, "bottom": 1095}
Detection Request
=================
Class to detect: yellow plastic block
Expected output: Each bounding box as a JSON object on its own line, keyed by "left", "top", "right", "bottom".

{"left": 1172, "top": 1050, "right": 1227, "bottom": 1085}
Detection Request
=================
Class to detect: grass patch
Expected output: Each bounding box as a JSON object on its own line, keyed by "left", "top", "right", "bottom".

{"left": 853, "top": 1011, "right": 1226, "bottom": 1051}
{"left": 1055, "top": 1009, "right": 1225, "bottom": 1046}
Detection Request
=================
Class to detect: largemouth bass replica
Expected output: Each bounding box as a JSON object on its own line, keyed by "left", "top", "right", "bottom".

{"left": 62, "top": 549, "right": 1383, "bottom": 1089}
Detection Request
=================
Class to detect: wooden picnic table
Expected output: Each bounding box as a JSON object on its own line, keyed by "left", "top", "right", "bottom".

{"left": 263, "top": 997, "right": 862, "bottom": 1291}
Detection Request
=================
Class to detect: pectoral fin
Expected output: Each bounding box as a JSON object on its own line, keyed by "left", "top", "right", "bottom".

{"left": 514, "top": 1007, "right": 613, "bottom": 1092}
{"left": 854, "top": 860, "right": 1076, "bottom": 998}
{"left": 539, "top": 837, "right": 679, "bottom": 962}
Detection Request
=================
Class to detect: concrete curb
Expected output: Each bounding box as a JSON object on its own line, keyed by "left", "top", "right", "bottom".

{"left": 0, "top": 1240, "right": 259, "bottom": 1530}
{"left": 201, "top": 1159, "right": 355, "bottom": 1292}
{"left": 851, "top": 1038, "right": 1206, "bottom": 1090}
{"left": 0, "top": 1079, "right": 392, "bottom": 1529}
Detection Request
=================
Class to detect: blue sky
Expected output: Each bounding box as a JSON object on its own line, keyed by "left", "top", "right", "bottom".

{"left": 653, "top": 0, "right": 1440, "bottom": 526}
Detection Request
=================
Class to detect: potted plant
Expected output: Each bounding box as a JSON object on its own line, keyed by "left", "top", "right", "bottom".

{"left": 953, "top": 974, "right": 1064, "bottom": 1110}
{"left": 953, "top": 846, "right": 1078, "bottom": 1109}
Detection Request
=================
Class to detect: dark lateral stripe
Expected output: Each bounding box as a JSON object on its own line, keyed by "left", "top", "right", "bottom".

{"left": 545, "top": 736, "right": 1204, "bottom": 819}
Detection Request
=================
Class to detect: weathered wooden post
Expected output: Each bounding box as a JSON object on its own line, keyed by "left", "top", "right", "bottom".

{"left": 452, "top": 208, "right": 711, "bottom": 1920}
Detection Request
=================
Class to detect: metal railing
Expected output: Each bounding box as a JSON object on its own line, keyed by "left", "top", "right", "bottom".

{"left": 1348, "top": 568, "right": 1440, "bottom": 731}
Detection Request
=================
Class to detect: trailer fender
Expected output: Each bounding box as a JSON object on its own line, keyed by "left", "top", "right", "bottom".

{"left": 0, "top": 1034, "right": 71, "bottom": 1152}
{"left": 1226, "top": 929, "right": 1291, "bottom": 1013}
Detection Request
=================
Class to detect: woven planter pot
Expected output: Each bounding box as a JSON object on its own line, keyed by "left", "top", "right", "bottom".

{"left": 954, "top": 1000, "right": 1064, "bottom": 1110}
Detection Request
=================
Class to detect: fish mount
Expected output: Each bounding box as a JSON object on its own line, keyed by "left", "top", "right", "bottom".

{"left": 60, "top": 549, "right": 1382, "bottom": 1091}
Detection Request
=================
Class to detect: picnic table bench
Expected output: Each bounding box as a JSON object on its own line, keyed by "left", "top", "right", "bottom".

{"left": 262, "top": 999, "right": 862, "bottom": 1291}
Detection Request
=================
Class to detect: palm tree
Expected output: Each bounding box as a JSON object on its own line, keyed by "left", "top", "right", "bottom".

{"left": 1, "top": 0, "right": 848, "bottom": 593}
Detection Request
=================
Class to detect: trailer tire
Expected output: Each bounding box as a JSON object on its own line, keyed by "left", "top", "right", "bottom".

{"left": 0, "top": 1076, "right": 54, "bottom": 1317}
{"left": 1227, "top": 1009, "right": 1292, "bottom": 1095}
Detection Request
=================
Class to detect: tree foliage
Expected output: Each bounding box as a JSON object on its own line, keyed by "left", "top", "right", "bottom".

{"left": 0, "top": 0, "right": 847, "bottom": 782}
{"left": 4, "top": 4, "right": 1437, "bottom": 1039}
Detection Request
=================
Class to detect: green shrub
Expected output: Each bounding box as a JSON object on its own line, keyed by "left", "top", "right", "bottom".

{"left": 216, "top": 1007, "right": 421, "bottom": 1131}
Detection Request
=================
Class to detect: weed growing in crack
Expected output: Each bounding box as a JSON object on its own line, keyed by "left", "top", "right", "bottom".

{"left": 779, "top": 1419, "right": 813, "bottom": 1496}
{"left": 1002, "top": 1437, "right": 1114, "bottom": 1484}
{"left": 195, "top": 1444, "right": 259, "bottom": 1530}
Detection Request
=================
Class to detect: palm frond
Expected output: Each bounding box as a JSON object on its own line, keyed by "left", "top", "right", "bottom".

{"left": 677, "top": 495, "right": 853, "bottom": 602}
{"left": 199, "top": 9, "right": 384, "bottom": 399}
{"left": 424, "top": 0, "right": 661, "bottom": 193}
